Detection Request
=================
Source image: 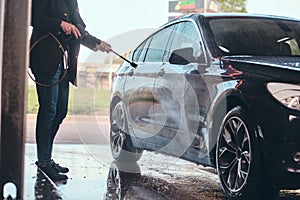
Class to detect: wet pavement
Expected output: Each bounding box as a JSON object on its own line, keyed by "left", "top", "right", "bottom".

{"left": 24, "top": 143, "right": 300, "bottom": 200}
{"left": 23, "top": 142, "right": 225, "bottom": 200}
{"left": 24, "top": 144, "right": 111, "bottom": 199}
{"left": 23, "top": 115, "right": 300, "bottom": 200}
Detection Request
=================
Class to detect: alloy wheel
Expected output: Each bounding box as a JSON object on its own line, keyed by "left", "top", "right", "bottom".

{"left": 217, "top": 116, "right": 251, "bottom": 193}
{"left": 110, "top": 101, "right": 127, "bottom": 158}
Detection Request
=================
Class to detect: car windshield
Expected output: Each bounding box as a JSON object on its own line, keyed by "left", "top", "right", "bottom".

{"left": 207, "top": 17, "right": 300, "bottom": 56}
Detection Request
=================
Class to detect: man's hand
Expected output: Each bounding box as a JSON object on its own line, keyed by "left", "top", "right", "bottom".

{"left": 96, "top": 41, "right": 111, "bottom": 53}
{"left": 60, "top": 21, "right": 81, "bottom": 39}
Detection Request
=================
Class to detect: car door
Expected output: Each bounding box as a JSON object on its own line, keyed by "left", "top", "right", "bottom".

{"left": 153, "top": 20, "right": 210, "bottom": 156}
{"left": 124, "top": 26, "right": 174, "bottom": 141}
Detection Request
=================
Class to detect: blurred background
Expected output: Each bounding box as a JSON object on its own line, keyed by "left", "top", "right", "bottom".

{"left": 27, "top": 0, "right": 300, "bottom": 117}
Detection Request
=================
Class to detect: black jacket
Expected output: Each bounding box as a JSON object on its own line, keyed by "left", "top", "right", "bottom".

{"left": 30, "top": 0, "right": 101, "bottom": 85}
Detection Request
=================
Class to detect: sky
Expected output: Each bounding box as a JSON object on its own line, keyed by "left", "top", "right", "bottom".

{"left": 77, "top": 0, "right": 300, "bottom": 62}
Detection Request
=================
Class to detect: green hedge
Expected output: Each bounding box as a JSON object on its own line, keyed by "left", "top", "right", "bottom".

{"left": 27, "top": 85, "right": 110, "bottom": 115}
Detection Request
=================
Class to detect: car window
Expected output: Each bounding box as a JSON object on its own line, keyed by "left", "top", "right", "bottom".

{"left": 167, "top": 21, "right": 204, "bottom": 63}
{"left": 144, "top": 26, "right": 174, "bottom": 62}
{"left": 208, "top": 18, "right": 300, "bottom": 56}
{"left": 132, "top": 37, "right": 152, "bottom": 62}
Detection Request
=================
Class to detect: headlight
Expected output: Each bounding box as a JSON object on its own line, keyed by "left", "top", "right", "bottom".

{"left": 267, "top": 82, "right": 300, "bottom": 111}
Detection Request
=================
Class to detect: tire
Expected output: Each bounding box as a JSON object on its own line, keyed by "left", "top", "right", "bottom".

{"left": 215, "top": 106, "right": 278, "bottom": 200}
{"left": 110, "top": 101, "right": 143, "bottom": 162}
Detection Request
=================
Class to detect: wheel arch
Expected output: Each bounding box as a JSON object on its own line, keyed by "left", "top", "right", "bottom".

{"left": 110, "top": 94, "right": 137, "bottom": 144}
{"left": 109, "top": 96, "right": 143, "bottom": 162}
{"left": 110, "top": 95, "right": 123, "bottom": 117}
{"left": 208, "top": 89, "right": 258, "bottom": 166}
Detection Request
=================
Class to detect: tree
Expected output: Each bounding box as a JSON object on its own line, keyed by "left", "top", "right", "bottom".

{"left": 216, "top": 0, "right": 247, "bottom": 13}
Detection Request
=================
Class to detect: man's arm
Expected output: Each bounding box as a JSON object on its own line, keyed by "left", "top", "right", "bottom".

{"left": 76, "top": 24, "right": 111, "bottom": 53}
{"left": 81, "top": 30, "right": 111, "bottom": 53}
{"left": 70, "top": 1, "right": 111, "bottom": 53}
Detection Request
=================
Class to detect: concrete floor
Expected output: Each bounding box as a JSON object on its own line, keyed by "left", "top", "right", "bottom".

{"left": 22, "top": 114, "right": 300, "bottom": 200}
{"left": 23, "top": 143, "right": 300, "bottom": 200}
{"left": 24, "top": 143, "right": 113, "bottom": 200}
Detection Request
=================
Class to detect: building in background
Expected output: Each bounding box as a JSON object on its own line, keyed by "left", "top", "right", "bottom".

{"left": 168, "top": 0, "right": 220, "bottom": 21}
{"left": 77, "top": 62, "right": 119, "bottom": 88}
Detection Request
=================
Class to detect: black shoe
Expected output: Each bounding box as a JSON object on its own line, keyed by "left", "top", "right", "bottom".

{"left": 51, "top": 159, "right": 69, "bottom": 173}
{"left": 36, "top": 160, "right": 69, "bottom": 174}
{"left": 36, "top": 162, "right": 68, "bottom": 181}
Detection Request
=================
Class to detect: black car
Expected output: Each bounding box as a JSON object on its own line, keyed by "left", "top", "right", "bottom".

{"left": 109, "top": 13, "right": 300, "bottom": 200}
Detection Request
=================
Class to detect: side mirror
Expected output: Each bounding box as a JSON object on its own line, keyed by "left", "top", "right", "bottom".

{"left": 169, "top": 47, "right": 201, "bottom": 65}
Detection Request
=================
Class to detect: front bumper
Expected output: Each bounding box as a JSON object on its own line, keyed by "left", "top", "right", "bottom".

{"left": 259, "top": 114, "right": 300, "bottom": 189}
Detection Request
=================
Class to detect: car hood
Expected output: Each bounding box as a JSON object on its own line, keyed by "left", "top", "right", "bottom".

{"left": 220, "top": 56, "right": 300, "bottom": 83}
{"left": 221, "top": 56, "right": 300, "bottom": 71}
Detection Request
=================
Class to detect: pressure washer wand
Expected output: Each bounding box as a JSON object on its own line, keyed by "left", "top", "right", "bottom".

{"left": 76, "top": 23, "right": 138, "bottom": 68}
{"left": 110, "top": 49, "right": 138, "bottom": 68}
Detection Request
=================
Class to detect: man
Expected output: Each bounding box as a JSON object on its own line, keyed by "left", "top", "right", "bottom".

{"left": 30, "top": 0, "right": 111, "bottom": 180}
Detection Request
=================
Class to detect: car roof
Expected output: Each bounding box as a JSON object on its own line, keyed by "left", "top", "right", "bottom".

{"left": 174, "top": 13, "right": 300, "bottom": 22}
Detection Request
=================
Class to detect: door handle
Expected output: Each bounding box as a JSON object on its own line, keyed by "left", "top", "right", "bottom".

{"left": 158, "top": 69, "right": 165, "bottom": 77}
{"left": 127, "top": 69, "right": 134, "bottom": 76}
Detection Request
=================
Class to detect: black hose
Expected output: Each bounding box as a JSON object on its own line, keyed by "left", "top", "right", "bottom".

{"left": 29, "top": 32, "right": 68, "bottom": 87}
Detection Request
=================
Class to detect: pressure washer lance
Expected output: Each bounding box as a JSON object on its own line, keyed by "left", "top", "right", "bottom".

{"left": 76, "top": 24, "right": 138, "bottom": 68}
{"left": 110, "top": 49, "right": 138, "bottom": 68}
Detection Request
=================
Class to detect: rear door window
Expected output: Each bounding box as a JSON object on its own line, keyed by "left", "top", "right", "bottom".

{"left": 144, "top": 26, "right": 174, "bottom": 62}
